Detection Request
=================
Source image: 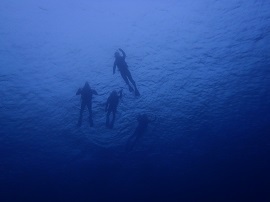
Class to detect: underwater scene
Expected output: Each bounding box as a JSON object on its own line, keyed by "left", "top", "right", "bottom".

{"left": 0, "top": 0, "right": 270, "bottom": 201}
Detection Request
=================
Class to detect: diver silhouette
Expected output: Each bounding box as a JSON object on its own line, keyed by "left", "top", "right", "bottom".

{"left": 76, "top": 82, "right": 98, "bottom": 127}
{"left": 113, "top": 48, "right": 140, "bottom": 96}
{"left": 105, "top": 89, "right": 123, "bottom": 129}
{"left": 126, "top": 114, "right": 155, "bottom": 151}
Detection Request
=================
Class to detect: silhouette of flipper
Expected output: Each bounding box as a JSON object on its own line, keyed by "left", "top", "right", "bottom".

{"left": 135, "top": 89, "right": 140, "bottom": 96}
{"left": 129, "top": 86, "right": 134, "bottom": 92}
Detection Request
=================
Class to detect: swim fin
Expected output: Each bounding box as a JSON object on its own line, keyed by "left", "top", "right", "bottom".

{"left": 135, "top": 89, "right": 140, "bottom": 96}
{"left": 129, "top": 86, "right": 134, "bottom": 92}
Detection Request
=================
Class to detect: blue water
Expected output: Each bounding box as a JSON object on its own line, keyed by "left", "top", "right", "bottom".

{"left": 1, "top": 0, "right": 270, "bottom": 201}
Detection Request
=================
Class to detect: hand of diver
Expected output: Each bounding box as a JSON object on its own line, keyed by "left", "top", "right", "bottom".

{"left": 119, "top": 89, "right": 123, "bottom": 96}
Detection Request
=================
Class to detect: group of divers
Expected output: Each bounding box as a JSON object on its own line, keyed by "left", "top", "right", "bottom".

{"left": 76, "top": 49, "right": 155, "bottom": 150}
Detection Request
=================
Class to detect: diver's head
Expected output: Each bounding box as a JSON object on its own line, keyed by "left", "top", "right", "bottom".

{"left": 141, "top": 114, "right": 148, "bottom": 121}
{"left": 111, "top": 90, "right": 117, "bottom": 97}
{"left": 84, "top": 82, "right": 90, "bottom": 90}
{"left": 114, "top": 51, "right": 120, "bottom": 58}
{"left": 137, "top": 114, "right": 148, "bottom": 122}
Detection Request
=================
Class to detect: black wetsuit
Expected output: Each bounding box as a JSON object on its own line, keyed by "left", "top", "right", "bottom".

{"left": 76, "top": 83, "right": 98, "bottom": 126}
{"left": 126, "top": 114, "right": 151, "bottom": 151}
{"left": 113, "top": 49, "right": 139, "bottom": 95}
{"left": 105, "top": 90, "right": 122, "bottom": 128}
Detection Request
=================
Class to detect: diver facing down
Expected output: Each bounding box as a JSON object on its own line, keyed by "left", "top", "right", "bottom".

{"left": 126, "top": 114, "right": 155, "bottom": 151}
{"left": 76, "top": 82, "right": 98, "bottom": 127}
{"left": 105, "top": 89, "right": 123, "bottom": 129}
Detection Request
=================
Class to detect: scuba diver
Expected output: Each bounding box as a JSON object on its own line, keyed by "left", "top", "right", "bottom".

{"left": 126, "top": 114, "right": 155, "bottom": 151}
{"left": 113, "top": 48, "right": 140, "bottom": 96}
{"left": 76, "top": 82, "right": 98, "bottom": 127}
{"left": 105, "top": 89, "right": 123, "bottom": 129}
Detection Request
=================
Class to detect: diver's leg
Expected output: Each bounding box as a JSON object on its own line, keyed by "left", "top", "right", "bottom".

{"left": 126, "top": 132, "right": 137, "bottom": 152}
{"left": 110, "top": 110, "right": 116, "bottom": 129}
{"left": 126, "top": 70, "right": 140, "bottom": 96}
{"left": 120, "top": 71, "right": 134, "bottom": 92}
{"left": 106, "top": 110, "right": 111, "bottom": 128}
{"left": 87, "top": 102, "right": 93, "bottom": 127}
{"left": 126, "top": 70, "right": 136, "bottom": 87}
{"left": 78, "top": 102, "right": 86, "bottom": 126}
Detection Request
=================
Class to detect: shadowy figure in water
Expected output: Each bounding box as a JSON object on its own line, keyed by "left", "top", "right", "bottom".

{"left": 113, "top": 48, "right": 140, "bottom": 96}
{"left": 126, "top": 114, "right": 155, "bottom": 152}
{"left": 105, "top": 89, "right": 123, "bottom": 129}
{"left": 76, "top": 82, "right": 98, "bottom": 127}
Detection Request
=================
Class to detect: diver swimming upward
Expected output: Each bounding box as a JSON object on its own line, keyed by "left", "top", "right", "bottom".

{"left": 113, "top": 48, "right": 140, "bottom": 96}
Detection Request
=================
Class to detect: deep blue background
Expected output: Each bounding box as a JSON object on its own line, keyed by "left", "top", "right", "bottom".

{"left": 1, "top": 0, "right": 270, "bottom": 201}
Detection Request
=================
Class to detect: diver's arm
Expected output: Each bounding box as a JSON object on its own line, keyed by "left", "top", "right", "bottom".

{"left": 113, "top": 61, "right": 116, "bottom": 74}
{"left": 119, "top": 48, "right": 126, "bottom": 59}
{"left": 76, "top": 88, "right": 81, "bottom": 95}
{"left": 92, "top": 90, "right": 98, "bottom": 95}
{"left": 118, "top": 89, "right": 123, "bottom": 99}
